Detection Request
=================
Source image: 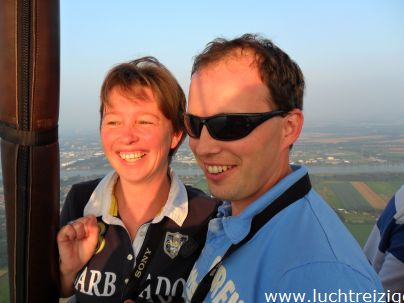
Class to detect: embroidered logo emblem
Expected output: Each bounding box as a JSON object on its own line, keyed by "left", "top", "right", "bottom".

{"left": 163, "top": 232, "right": 189, "bottom": 259}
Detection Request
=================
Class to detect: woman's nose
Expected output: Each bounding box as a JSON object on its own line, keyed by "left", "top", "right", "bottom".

{"left": 120, "top": 125, "right": 139, "bottom": 144}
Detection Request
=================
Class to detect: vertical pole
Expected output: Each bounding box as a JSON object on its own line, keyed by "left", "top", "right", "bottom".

{"left": 0, "top": 0, "right": 60, "bottom": 301}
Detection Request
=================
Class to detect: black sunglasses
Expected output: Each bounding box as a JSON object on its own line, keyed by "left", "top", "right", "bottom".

{"left": 184, "top": 110, "right": 288, "bottom": 141}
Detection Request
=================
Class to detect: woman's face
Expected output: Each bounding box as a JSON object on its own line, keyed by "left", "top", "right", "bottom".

{"left": 100, "top": 86, "right": 182, "bottom": 185}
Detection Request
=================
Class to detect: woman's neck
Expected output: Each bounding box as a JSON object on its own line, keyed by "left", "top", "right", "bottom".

{"left": 114, "top": 171, "right": 171, "bottom": 240}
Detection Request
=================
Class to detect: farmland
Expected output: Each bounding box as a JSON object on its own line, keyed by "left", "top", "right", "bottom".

{"left": 309, "top": 173, "right": 404, "bottom": 246}
{"left": 328, "top": 182, "right": 373, "bottom": 212}
{"left": 351, "top": 182, "right": 386, "bottom": 209}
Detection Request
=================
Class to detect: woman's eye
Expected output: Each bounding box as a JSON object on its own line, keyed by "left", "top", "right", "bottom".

{"left": 138, "top": 120, "right": 155, "bottom": 125}
{"left": 106, "top": 120, "right": 119, "bottom": 126}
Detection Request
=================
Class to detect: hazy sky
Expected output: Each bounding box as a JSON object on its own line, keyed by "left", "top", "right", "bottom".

{"left": 60, "top": 0, "right": 404, "bottom": 134}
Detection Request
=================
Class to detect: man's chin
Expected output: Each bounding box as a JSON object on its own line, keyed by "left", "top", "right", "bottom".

{"left": 208, "top": 184, "right": 235, "bottom": 201}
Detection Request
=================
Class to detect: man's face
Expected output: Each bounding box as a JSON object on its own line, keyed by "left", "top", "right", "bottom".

{"left": 187, "top": 55, "right": 293, "bottom": 213}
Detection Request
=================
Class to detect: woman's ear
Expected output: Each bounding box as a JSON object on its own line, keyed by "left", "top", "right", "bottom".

{"left": 170, "top": 130, "right": 184, "bottom": 150}
{"left": 282, "top": 109, "right": 304, "bottom": 150}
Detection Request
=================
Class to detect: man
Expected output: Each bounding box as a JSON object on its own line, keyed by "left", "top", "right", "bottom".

{"left": 364, "top": 185, "right": 404, "bottom": 293}
{"left": 183, "top": 34, "right": 383, "bottom": 302}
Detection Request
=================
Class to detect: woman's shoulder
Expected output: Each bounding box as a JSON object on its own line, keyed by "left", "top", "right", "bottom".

{"left": 70, "top": 178, "right": 103, "bottom": 193}
{"left": 184, "top": 185, "right": 221, "bottom": 222}
{"left": 60, "top": 178, "right": 103, "bottom": 226}
{"left": 184, "top": 185, "right": 219, "bottom": 203}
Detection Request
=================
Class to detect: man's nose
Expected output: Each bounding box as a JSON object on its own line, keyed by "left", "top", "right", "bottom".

{"left": 191, "top": 126, "right": 221, "bottom": 156}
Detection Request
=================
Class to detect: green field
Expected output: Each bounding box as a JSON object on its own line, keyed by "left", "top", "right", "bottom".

{"left": 0, "top": 272, "right": 9, "bottom": 303}
{"left": 321, "top": 181, "right": 374, "bottom": 211}
{"left": 312, "top": 181, "right": 340, "bottom": 207}
{"left": 312, "top": 173, "right": 404, "bottom": 211}
{"left": 345, "top": 223, "right": 375, "bottom": 247}
{"left": 366, "top": 181, "right": 402, "bottom": 201}
{"left": 308, "top": 175, "right": 404, "bottom": 247}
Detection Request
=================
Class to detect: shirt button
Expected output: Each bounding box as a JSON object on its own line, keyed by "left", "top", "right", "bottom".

{"left": 127, "top": 254, "right": 133, "bottom": 261}
{"left": 125, "top": 278, "right": 129, "bottom": 284}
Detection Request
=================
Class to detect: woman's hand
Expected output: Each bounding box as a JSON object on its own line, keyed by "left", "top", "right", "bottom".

{"left": 57, "top": 215, "right": 99, "bottom": 297}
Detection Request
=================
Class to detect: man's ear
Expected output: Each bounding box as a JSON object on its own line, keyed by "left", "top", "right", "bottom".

{"left": 281, "top": 109, "right": 304, "bottom": 150}
{"left": 170, "top": 130, "right": 184, "bottom": 150}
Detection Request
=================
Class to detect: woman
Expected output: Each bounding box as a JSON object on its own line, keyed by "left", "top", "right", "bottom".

{"left": 57, "top": 57, "right": 218, "bottom": 302}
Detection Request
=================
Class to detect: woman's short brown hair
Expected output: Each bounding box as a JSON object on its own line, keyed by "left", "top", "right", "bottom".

{"left": 100, "top": 56, "right": 186, "bottom": 160}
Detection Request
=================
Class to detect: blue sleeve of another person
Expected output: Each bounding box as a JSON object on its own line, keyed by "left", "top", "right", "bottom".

{"left": 364, "top": 185, "right": 404, "bottom": 293}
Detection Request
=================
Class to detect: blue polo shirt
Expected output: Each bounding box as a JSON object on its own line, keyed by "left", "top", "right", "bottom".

{"left": 184, "top": 165, "right": 383, "bottom": 302}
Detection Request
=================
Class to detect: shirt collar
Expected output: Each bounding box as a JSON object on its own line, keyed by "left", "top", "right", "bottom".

{"left": 83, "top": 170, "right": 118, "bottom": 224}
{"left": 220, "top": 165, "right": 309, "bottom": 244}
{"left": 83, "top": 168, "right": 188, "bottom": 227}
{"left": 152, "top": 168, "right": 188, "bottom": 226}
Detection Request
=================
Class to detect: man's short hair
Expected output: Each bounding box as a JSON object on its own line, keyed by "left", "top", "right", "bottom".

{"left": 192, "top": 34, "right": 305, "bottom": 111}
{"left": 100, "top": 56, "right": 186, "bottom": 159}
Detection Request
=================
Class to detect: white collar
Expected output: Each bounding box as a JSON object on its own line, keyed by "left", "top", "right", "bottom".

{"left": 83, "top": 168, "right": 189, "bottom": 227}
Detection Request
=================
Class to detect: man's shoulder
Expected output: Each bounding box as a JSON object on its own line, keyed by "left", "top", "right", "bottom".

{"left": 270, "top": 187, "right": 337, "bottom": 225}
{"left": 276, "top": 261, "right": 383, "bottom": 292}
{"left": 252, "top": 189, "right": 370, "bottom": 270}
{"left": 298, "top": 190, "right": 365, "bottom": 254}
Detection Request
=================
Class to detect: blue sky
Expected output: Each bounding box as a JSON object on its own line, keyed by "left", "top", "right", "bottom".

{"left": 60, "top": 0, "right": 404, "bottom": 134}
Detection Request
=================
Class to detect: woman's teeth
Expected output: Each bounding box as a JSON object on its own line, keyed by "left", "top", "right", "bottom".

{"left": 119, "top": 152, "right": 145, "bottom": 162}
